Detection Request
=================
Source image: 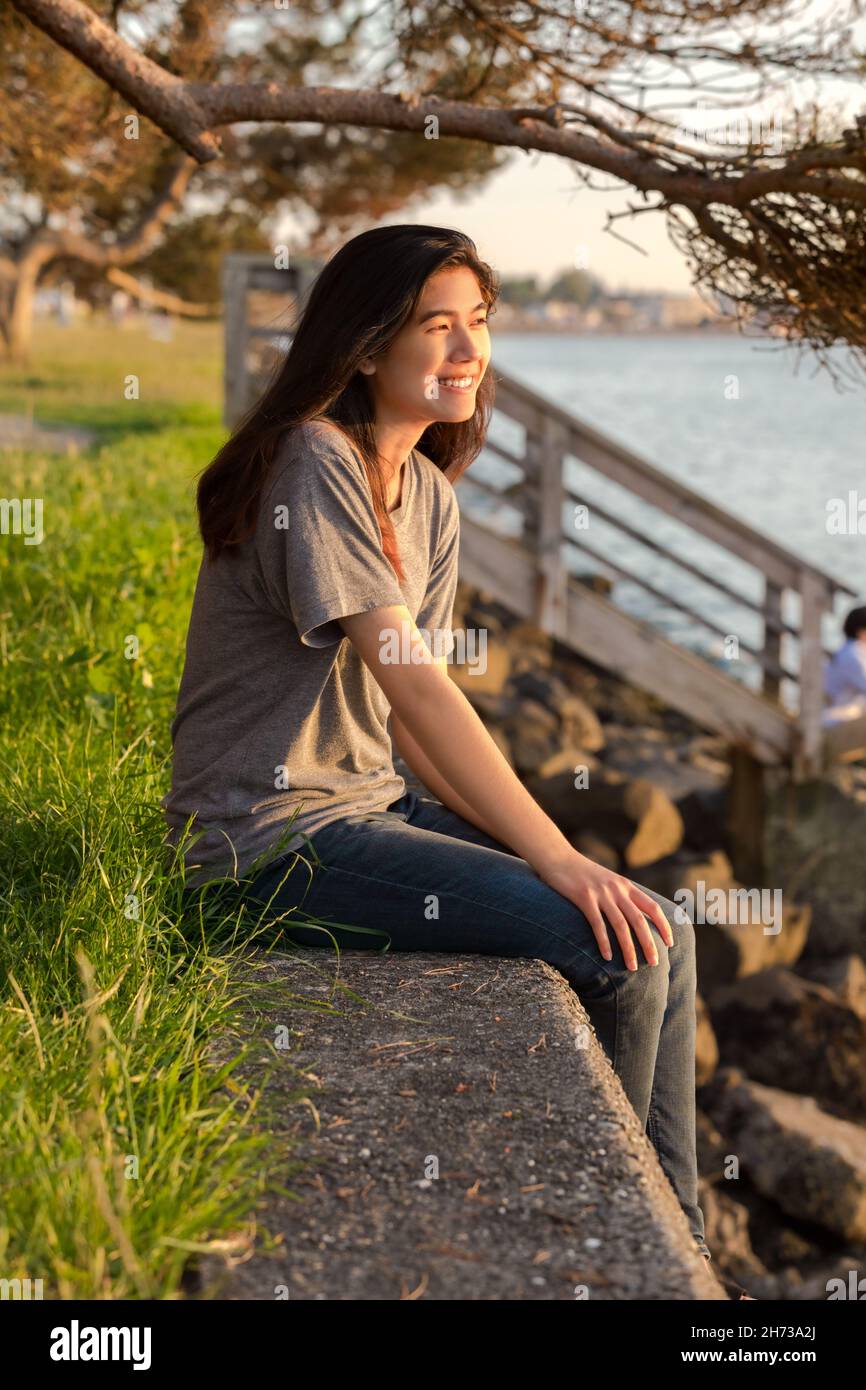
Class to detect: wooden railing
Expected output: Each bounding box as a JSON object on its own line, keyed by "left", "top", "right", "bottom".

{"left": 456, "top": 369, "right": 858, "bottom": 778}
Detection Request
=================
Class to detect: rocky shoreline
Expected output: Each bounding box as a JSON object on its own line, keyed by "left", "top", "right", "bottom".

{"left": 392, "top": 579, "right": 866, "bottom": 1300}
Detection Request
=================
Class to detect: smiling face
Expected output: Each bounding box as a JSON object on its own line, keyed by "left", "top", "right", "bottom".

{"left": 358, "top": 264, "right": 492, "bottom": 429}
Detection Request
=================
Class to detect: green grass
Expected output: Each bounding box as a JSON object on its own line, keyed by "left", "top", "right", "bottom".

{"left": 0, "top": 319, "right": 327, "bottom": 1299}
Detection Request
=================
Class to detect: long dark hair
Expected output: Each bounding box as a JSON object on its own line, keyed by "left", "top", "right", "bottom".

{"left": 843, "top": 605, "right": 866, "bottom": 639}
{"left": 198, "top": 225, "right": 500, "bottom": 579}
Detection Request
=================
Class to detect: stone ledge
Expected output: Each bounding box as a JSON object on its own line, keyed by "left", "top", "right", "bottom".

{"left": 200, "top": 950, "right": 726, "bottom": 1301}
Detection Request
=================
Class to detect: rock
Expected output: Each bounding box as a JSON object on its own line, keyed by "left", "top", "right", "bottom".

{"left": 460, "top": 688, "right": 519, "bottom": 722}
{"left": 507, "top": 669, "right": 605, "bottom": 755}
{"left": 572, "top": 831, "right": 620, "bottom": 871}
{"left": 795, "top": 954, "right": 866, "bottom": 1020}
{"left": 698, "top": 1182, "right": 768, "bottom": 1284}
{"left": 707, "top": 968, "right": 866, "bottom": 1121}
{"left": 503, "top": 620, "right": 554, "bottom": 670}
{"left": 509, "top": 668, "right": 571, "bottom": 709}
{"left": 535, "top": 747, "right": 601, "bottom": 781}
{"left": 678, "top": 785, "right": 729, "bottom": 854}
{"left": 682, "top": 735, "right": 732, "bottom": 778}
{"left": 523, "top": 765, "right": 616, "bottom": 833}
{"left": 695, "top": 993, "right": 719, "bottom": 1087}
{"left": 502, "top": 697, "right": 560, "bottom": 776}
{"left": 765, "top": 773, "right": 866, "bottom": 960}
{"left": 504, "top": 696, "right": 559, "bottom": 737}
{"left": 510, "top": 727, "right": 559, "bottom": 777}
{"left": 559, "top": 694, "right": 605, "bottom": 752}
{"left": 594, "top": 681, "right": 667, "bottom": 729}
{"left": 778, "top": 1248, "right": 866, "bottom": 1301}
{"left": 664, "top": 854, "right": 812, "bottom": 995}
{"left": 622, "top": 779, "right": 684, "bottom": 868}
{"left": 449, "top": 641, "right": 511, "bottom": 697}
{"left": 458, "top": 588, "right": 513, "bottom": 634}
{"left": 600, "top": 725, "right": 721, "bottom": 802}
{"left": 702, "top": 1068, "right": 866, "bottom": 1242}
{"left": 695, "top": 1108, "right": 729, "bottom": 1179}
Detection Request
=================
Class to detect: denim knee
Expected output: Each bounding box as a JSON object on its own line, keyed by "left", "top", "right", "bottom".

{"left": 650, "top": 891, "right": 696, "bottom": 957}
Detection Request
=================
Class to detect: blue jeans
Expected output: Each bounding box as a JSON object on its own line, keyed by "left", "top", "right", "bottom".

{"left": 204, "top": 787, "right": 709, "bottom": 1259}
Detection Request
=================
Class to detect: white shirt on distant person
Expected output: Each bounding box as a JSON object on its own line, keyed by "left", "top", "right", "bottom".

{"left": 822, "top": 637, "right": 866, "bottom": 727}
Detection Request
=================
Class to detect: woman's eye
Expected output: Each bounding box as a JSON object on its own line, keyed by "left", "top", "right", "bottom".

{"left": 428, "top": 318, "right": 488, "bottom": 331}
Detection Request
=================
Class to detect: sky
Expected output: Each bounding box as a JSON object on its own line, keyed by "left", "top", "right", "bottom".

{"left": 395, "top": 153, "right": 697, "bottom": 296}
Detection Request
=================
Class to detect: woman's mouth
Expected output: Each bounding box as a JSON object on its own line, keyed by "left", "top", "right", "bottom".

{"left": 438, "top": 375, "right": 477, "bottom": 393}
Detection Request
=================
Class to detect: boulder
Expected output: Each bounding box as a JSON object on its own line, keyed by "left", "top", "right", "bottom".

{"left": 765, "top": 772, "right": 866, "bottom": 959}
{"left": 502, "top": 620, "right": 554, "bottom": 670}
{"left": 697, "top": 1182, "right": 768, "bottom": 1285}
{"left": 707, "top": 968, "right": 866, "bottom": 1121}
{"left": 449, "top": 641, "right": 511, "bottom": 698}
{"left": 702, "top": 1067, "right": 866, "bottom": 1242}
{"left": 502, "top": 697, "right": 560, "bottom": 776}
{"left": 795, "top": 953, "right": 866, "bottom": 1020}
{"left": 572, "top": 831, "right": 620, "bottom": 871}
{"left": 695, "top": 1108, "right": 729, "bottom": 1180}
{"left": 663, "top": 853, "right": 812, "bottom": 995}
{"left": 622, "top": 779, "right": 684, "bottom": 868}
{"left": 458, "top": 588, "right": 513, "bottom": 635}
{"left": 508, "top": 668, "right": 572, "bottom": 710}
{"left": 677, "top": 785, "right": 729, "bottom": 854}
{"left": 695, "top": 992, "right": 719, "bottom": 1087}
{"left": 559, "top": 694, "right": 606, "bottom": 753}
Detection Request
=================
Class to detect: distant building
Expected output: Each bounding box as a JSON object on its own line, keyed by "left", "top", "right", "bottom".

{"left": 659, "top": 293, "right": 711, "bottom": 328}
{"left": 543, "top": 299, "right": 583, "bottom": 326}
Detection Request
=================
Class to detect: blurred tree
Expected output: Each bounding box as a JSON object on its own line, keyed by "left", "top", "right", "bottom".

{"left": 547, "top": 270, "right": 603, "bottom": 308}
{"left": 0, "top": 0, "right": 509, "bottom": 359}
{"left": 499, "top": 276, "right": 542, "bottom": 308}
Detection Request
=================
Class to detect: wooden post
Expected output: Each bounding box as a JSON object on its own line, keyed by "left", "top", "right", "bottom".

{"left": 726, "top": 746, "right": 766, "bottom": 885}
{"left": 222, "top": 253, "right": 321, "bottom": 430}
{"left": 222, "top": 257, "right": 249, "bottom": 430}
{"left": 533, "top": 415, "right": 567, "bottom": 641}
{"left": 762, "top": 579, "right": 783, "bottom": 700}
{"left": 795, "top": 570, "right": 828, "bottom": 780}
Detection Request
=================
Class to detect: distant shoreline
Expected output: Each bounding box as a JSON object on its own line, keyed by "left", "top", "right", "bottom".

{"left": 491, "top": 321, "right": 744, "bottom": 338}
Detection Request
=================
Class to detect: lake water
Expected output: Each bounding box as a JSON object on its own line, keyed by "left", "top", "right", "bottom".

{"left": 463, "top": 332, "right": 866, "bottom": 698}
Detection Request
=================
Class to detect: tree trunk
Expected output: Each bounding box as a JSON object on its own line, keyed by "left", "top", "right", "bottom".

{"left": 2, "top": 267, "right": 39, "bottom": 363}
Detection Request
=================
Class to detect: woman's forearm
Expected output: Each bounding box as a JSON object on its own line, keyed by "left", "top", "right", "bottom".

{"left": 340, "top": 606, "right": 573, "bottom": 876}
{"left": 396, "top": 675, "right": 572, "bottom": 874}
{"left": 389, "top": 712, "right": 511, "bottom": 845}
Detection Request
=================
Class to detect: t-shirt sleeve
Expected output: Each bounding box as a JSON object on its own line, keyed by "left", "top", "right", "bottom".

{"left": 843, "top": 641, "right": 866, "bottom": 695}
{"left": 255, "top": 424, "right": 407, "bottom": 647}
{"left": 414, "top": 482, "right": 460, "bottom": 659}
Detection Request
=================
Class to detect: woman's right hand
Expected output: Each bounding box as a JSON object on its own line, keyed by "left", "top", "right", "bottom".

{"left": 537, "top": 849, "right": 675, "bottom": 971}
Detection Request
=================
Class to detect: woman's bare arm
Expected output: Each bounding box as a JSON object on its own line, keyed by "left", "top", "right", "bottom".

{"left": 340, "top": 603, "right": 674, "bottom": 969}
{"left": 390, "top": 699, "right": 507, "bottom": 843}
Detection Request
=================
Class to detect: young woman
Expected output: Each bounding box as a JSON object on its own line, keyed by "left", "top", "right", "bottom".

{"left": 162, "top": 224, "right": 711, "bottom": 1268}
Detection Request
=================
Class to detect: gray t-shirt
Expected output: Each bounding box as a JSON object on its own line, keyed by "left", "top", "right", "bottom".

{"left": 161, "top": 418, "right": 460, "bottom": 887}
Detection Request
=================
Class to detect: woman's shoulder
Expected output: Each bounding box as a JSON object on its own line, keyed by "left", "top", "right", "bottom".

{"left": 264, "top": 418, "right": 363, "bottom": 499}
{"left": 279, "top": 416, "right": 360, "bottom": 464}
